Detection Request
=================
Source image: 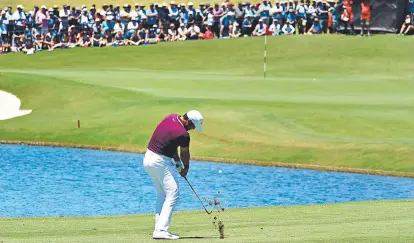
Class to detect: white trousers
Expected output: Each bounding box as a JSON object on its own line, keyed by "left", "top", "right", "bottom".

{"left": 143, "top": 149, "right": 180, "bottom": 232}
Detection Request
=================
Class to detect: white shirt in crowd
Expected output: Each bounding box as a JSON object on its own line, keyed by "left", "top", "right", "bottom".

{"left": 271, "top": 5, "right": 283, "bottom": 15}
{"left": 59, "top": 9, "right": 70, "bottom": 18}
{"left": 178, "top": 26, "right": 188, "bottom": 36}
{"left": 127, "top": 21, "right": 139, "bottom": 32}
{"left": 13, "top": 11, "right": 26, "bottom": 26}
{"left": 254, "top": 23, "right": 267, "bottom": 34}
{"left": 114, "top": 23, "right": 124, "bottom": 33}
{"left": 269, "top": 23, "right": 280, "bottom": 33}
{"left": 189, "top": 25, "right": 200, "bottom": 35}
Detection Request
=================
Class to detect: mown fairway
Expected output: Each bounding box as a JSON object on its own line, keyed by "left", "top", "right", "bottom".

{"left": 1, "top": 200, "right": 413, "bottom": 243}
{"left": 1, "top": 35, "right": 414, "bottom": 174}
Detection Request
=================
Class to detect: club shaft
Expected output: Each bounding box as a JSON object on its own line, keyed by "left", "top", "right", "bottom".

{"left": 184, "top": 177, "right": 211, "bottom": 214}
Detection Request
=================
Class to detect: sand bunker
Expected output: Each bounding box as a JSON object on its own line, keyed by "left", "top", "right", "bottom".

{"left": 0, "top": 90, "right": 32, "bottom": 120}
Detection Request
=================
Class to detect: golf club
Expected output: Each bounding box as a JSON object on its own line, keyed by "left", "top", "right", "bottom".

{"left": 184, "top": 176, "right": 212, "bottom": 215}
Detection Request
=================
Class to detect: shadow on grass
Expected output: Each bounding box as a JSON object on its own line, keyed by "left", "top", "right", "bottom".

{"left": 180, "top": 236, "right": 219, "bottom": 239}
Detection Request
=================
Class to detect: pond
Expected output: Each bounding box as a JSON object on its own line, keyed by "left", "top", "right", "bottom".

{"left": 0, "top": 144, "right": 413, "bottom": 217}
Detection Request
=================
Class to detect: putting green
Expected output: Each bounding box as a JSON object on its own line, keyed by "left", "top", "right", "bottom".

{"left": 1, "top": 35, "right": 414, "bottom": 176}
{"left": 0, "top": 200, "right": 413, "bottom": 242}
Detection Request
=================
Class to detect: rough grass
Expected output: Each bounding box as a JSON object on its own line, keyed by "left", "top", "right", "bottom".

{"left": 1, "top": 35, "right": 414, "bottom": 174}
{"left": 0, "top": 200, "right": 413, "bottom": 243}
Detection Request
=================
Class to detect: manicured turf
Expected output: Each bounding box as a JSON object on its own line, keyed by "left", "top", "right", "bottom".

{"left": 0, "top": 200, "right": 413, "bottom": 243}
{"left": 1, "top": 35, "right": 414, "bottom": 173}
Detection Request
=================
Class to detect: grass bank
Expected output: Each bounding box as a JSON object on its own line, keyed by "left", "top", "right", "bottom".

{"left": 1, "top": 35, "right": 414, "bottom": 175}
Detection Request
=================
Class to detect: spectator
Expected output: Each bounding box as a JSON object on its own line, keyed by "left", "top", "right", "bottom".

{"left": 22, "top": 39, "right": 35, "bottom": 54}
{"left": 220, "top": 11, "right": 234, "bottom": 38}
{"left": 13, "top": 5, "right": 26, "bottom": 36}
{"left": 307, "top": 17, "right": 322, "bottom": 34}
{"left": 168, "top": 23, "right": 179, "bottom": 40}
{"left": 36, "top": 5, "right": 50, "bottom": 37}
{"left": 212, "top": 3, "right": 224, "bottom": 38}
{"left": 317, "top": 0, "right": 329, "bottom": 33}
{"left": 269, "top": 19, "right": 281, "bottom": 36}
{"left": 258, "top": 0, "right": 271, "bottom": 25}
{"left": 177, "top": 22, "right": 187, "bottom": 40}
{"left": 360, "top": 0, "right": 372, "bottom": 37}
{"left": 271, "top": 1, "right": 284, "bottom": 27}
{"left": 398, "top": 15, "right": 413, "bottom": 36}
{"left": 296, "top": 0, "right": 307, "bottom": 34}
{"left": 253, "top": 18, "right": 266, "bottom": 36}
{"left": 229, "top": 22, "right": 241, "bottom": 38}
{"left": 241, "top": 16, "right": 252, "bottom": 36}
{"left": 126, "top": 30, "right": 143, "bottom": 45}
{"left": 341, "top": 0, "right": 355, "bottom": 34}
{"left": 282, "top": 20, "right": 295, "bottom": 35}
{"left": 328, "top": 5, "right": 338, "bottom": 34}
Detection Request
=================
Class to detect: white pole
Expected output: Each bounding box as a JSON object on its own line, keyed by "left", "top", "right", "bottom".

{"left": 264, "top": 34, "right": 267, "bottom": 79}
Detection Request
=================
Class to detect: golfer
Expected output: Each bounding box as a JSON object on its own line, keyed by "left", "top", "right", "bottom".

{"left": 143, "top": 110, "right": 204, "bottom": 240}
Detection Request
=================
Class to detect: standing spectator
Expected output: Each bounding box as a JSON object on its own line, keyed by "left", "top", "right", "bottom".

{"left": 59, "top": 5, "right": 70, "bottom": 35}
{"left": 36, "top": 6, "right": 50, "bottom": 37}
{"left": 286, "top": 9, "right": 296, "bottom": 31}
{"left": 306, "top": 0, "right": 316, "bottom": 32}
{"left": 259, "top": 0, "right": 271, "bottom": 26}
{"left": 296, "top": 0, "right": 307, "bottom": 34}
{"left": 168, "top": 2, "right": 180, "bottom": 26}
{"left": 13, "top": 5, "right": 26, "bottom": 36}
{"left": 5, "top": 6, "right": 14, "bottom": 39}
{"left": 220, "top": 11, "right": 234, "bottom": 38}
{"left": 212, "top": 3, "right": 224, "bottom": 38}
{"left": 328, "top": 5, "right": 338, "bottom": 34}
{"left": 360, "top": 0, "right": 372, "bottom": 37}
{"left": 0, "top": 10, "right": 7, "bottom": 41}
{"left": 341, "top": 0, "right": 355, "bottom": 34}
{"left": 146, "top": 4, "right": 158, "bottom": 27}
{"left": 317, "top": 1, "right": 329, "bottom": 33}
{"left": 271, "top": 1, "right": 284, "bottom": 27}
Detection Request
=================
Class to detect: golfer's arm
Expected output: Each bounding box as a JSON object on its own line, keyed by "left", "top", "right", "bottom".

{"left": 180, "top": 147, "right": 190, "bottom": 169}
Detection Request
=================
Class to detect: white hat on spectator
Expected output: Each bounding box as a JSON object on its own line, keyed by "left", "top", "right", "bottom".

{"left": 95, "top": 18, "right": 100, "bottom": 22}
{"left": 81, "top": 5, "right": 86, "bottom": 8}
{"left": 41, "top": 5, "right": 47, "bottom": 9}
{"left": 162, "top": 2, "right": 167, "bottom": 6}
{"left": 180, "top": 23, "right": 184, "bottom": 26}
{"left": 17, "top": 5, "right": 24, "bottom": 9}
{"left": 124, "top": 4, "right": 129, "bottom": 7}
{"left": 227, "top": 11, "right": 235, "bottom": 16}
{"left": 188, "top": 2, "right": 194, "bottom": 5}
{"left": 258, "top": 18, "right": 264, "bottom": 22}
{"left": 170, "top": 1, "right": 176, "bottom": 5}
{"left": 82, "top": 8, "right": 87, "bottom": 12}
{"left": 135, "top": 3, "right": 139, "bottom": 6}
{"left": 48, "top": 7, "right": 53, "bottom": 11}
{"left": 181, "top": 3, "right": 186, "bottom": 6}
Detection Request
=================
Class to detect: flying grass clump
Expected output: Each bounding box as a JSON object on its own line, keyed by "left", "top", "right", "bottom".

{"left": 206, "top": 192, "right": 225, "bottom": 239}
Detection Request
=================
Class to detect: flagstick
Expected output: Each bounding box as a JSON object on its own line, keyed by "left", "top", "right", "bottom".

{"left": 264, "top": 34, "right": 267, "bottom": 79}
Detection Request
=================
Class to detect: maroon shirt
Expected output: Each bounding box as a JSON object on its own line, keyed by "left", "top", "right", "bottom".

{"left": 147, "top": 114, "right": 190, "bottom": 158}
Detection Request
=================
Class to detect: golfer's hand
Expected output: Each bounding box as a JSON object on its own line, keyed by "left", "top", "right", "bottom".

{"left": 180, "top": 168, "right": 189, "bottom": 177}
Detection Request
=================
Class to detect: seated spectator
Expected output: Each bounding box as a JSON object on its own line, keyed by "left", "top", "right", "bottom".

{"left": 187, "top": 23, "right": 203, "bottom": 40}
{"left": 203, "top": 24, "right": 214, "bottom": 39}
{"left": 157, "top": 26, "right": 168, "bottom": 41}
{"left": 34, "top": 34, "right": 43, "bottom": 50}
{"left": 1, "top": 37, "right": 10, "bottom": 54}
{"left": 90, "top": 32, "right": 102, "bottom": 47}
{"left": 112, "top": 31, "right": 126, "bottom": 46}
{"left": 282, "top": 20, "right": 295, "bottom": 35}
{"left": 398, "top": 15, "right": 413, "bottom": 36}
{"left": 145, "top": 25, "right": 159, "bottom": 44}
{"left": 229, "top": 22, "right": 241, "bottom": 38}
{"left": 168, "top": 23, "right": 179, "bottom": 41}
{"left": 241, "top": 16, "right": 252, "bottom": 36}
{"left": 269, "top": 19, "right": 281, "bottom": 36}
{"left": 177, "top": 23, "right": 187, "bottom": 40}
{"left": 253, "top": 18, "right": 267, "bottom": 36}
{"left": 22, "top": 39, "right": 35, "bottom": 54}
{"left": 127, "top": 19, "right": 139, "bottom": 37}
{"left": 126, "top": 30, "right": 143, "bottom": 45}
{"left": 77, "top": 32, "right": 91, "bottom": 47}
{"left": 307, "top": 17, "right": 323, "bottom": 34}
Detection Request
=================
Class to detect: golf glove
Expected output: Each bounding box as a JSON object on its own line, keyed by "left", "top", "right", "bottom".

{"left": 175, "top": 160, "right": 185, "bottom": 173}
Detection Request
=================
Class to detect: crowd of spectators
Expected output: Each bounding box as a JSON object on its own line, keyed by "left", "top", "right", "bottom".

{"left": 0, "top": 0, "right": 382, "bottom": 55}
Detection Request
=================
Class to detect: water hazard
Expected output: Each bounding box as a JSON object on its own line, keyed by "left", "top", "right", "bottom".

{"left": 0, "top": 144, "right": 413, "bottom": 217}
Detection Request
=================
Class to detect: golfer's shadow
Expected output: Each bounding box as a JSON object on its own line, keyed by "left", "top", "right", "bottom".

{"left": 179, "top": 236, "right": 220, "bottom": 240}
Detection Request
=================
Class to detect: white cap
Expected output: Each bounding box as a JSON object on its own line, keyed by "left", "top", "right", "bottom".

{"left": 187, "top": 110, "right": 204, "bottom": 132}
